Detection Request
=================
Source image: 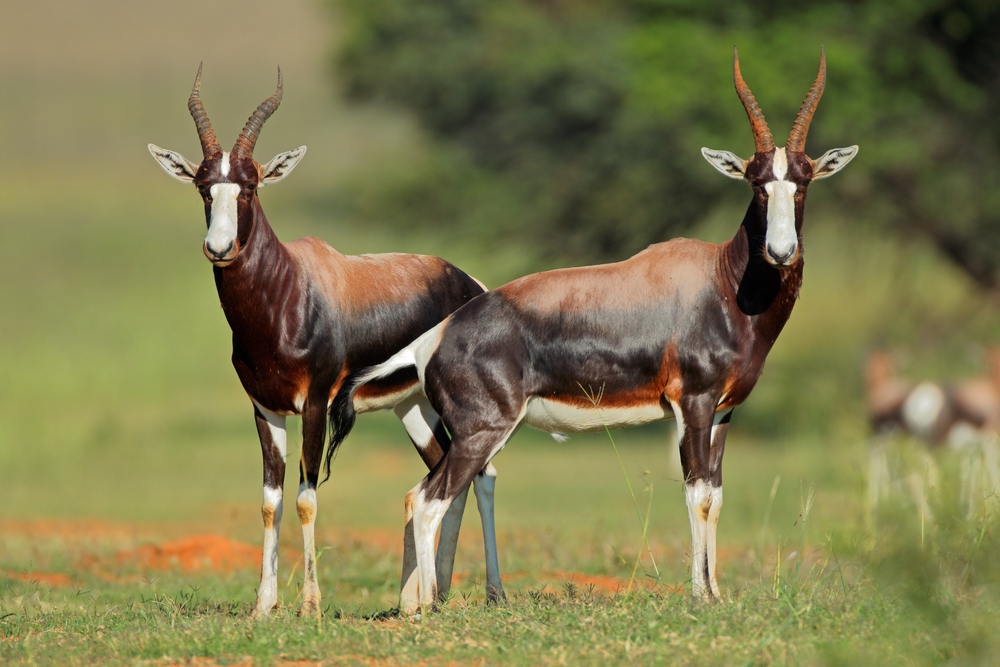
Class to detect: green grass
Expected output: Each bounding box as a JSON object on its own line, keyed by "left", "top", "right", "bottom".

{"left": 2, "top": 483, "right": 998, "bottom": 666}
{"left": 3, "top": 0, "right": 1000, "bottom": 663}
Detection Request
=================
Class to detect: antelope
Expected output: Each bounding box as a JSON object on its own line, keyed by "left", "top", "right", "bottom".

{"left": 865, "top": 349, "right": 1000, "bottom": 445}
{"left": 865, "top": 349, "right": 1000, "bottom": 517}
{"left": 148, "top": 65, "right": 495, "bottom": 617}
{"left": 331, "top": 47, "right": 858, "bottom": 612}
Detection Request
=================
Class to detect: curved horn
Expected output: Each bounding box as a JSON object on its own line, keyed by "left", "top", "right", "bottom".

{"left": 232, "top": 67, "right": 283, "bottom": 159}
{"left": 733, "top": 46, "right": 774, "bottom": 154}
{"left": 787, "top": 47, "right": 826, "bottom": 153}
{"left": 188, "top": 63, "right": 222, "bottom": 159}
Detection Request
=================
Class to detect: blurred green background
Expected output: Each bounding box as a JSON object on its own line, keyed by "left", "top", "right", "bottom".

{"left": 1, "top": 0, "right": 998, "bottom": 590}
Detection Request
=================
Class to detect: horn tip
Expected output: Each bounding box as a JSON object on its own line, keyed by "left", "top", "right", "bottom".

{"left": 191, "top": 63, "right": 204, "bottom": 93}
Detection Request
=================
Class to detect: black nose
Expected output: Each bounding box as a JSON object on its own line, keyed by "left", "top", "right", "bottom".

{"left": 207, "top": 241, "right": 234, "bottom": 259}
{"left": 766, "top": 245, "right": 796, "bottom": 264}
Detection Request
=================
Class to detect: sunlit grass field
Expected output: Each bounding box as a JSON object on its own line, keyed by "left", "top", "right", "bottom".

{"left": 3, "top": 1, "right": 1000, "bottom": 664}
{"left": 4, "top": 169, "right": 1000, "bottom": 664}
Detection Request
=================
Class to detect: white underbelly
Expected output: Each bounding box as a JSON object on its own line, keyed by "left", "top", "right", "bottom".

{"left": 523, "top": 396, "right": 673, "bottom": 434}
{"left": 352, "top": 384, "right": 420, "bottom": 414}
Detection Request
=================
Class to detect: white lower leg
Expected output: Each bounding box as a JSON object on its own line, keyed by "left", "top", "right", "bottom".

{"left": 400, "top": 490, "right": 420, "bottom": 614}
{"left": 296, "top": 483, "right": 321, "bottom": 615}
{"left": 411, "top": 489, "right": 451, "bottom": 612}
{"left": 435, "top": 484, "right": 469, "bottom": 601}
{"left": 255, "top": 486, "right": 283, "bottom": 616}
{"left": 685, "top": 480, "right": 712, "bottom": 599}
{"left": 252, "top": 405, "right": 287, "bottom": 618}
{"left": 474, "top": 463, "right": 504, "bottom": 602}
{"left": 705, "top": 485, "right": 723, "bottom": 598}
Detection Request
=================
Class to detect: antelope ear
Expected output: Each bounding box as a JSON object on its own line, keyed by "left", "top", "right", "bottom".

{"left": 259, "top": 146, "right": 306, "bottom": 187}
{"left": 149, "top": 144, "right": 200, "bottom": 183}
{"left": 811, "top": 146, "right": 859, "bottom": 180}
{"left": 701, "top": 148, "right": 747, "bottom": 180}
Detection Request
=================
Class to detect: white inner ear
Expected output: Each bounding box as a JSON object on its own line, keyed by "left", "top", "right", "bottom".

{"left": 812, "top": 145, "right": 859, "bottom": 180}
{"left": 149, "top": 144, "right": 200, "bottom": 183}
{"left": 259, "top": 146, "right": 307, "bottom": 188}
{"left": 701, "top": 148, "right": 747, "bottom": 180}
{"left": 205, "top": 183, "right": 241, "bottom": 254}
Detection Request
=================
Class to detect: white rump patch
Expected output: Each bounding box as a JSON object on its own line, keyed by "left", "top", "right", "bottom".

{"left": 902, "top": 382, "right": 946, "bottom": 439}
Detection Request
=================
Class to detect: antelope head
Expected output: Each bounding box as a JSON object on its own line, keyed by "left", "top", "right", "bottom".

{"left": 149, "top": 65, "right": 306, "bottom": 267}
{"left": 702, "top": 47, "right": 858, "bottom": 268}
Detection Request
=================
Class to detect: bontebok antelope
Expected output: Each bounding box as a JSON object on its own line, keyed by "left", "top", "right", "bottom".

{"left": 149, "top": 66, "right": 489, "bottom": 617}
{"left": 333, "top": 48, "right": 858, "bottom": 611}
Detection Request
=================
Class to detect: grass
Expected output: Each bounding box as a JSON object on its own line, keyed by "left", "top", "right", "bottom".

{"left": 2, "top": 422, "right": 999, "bottom": 665}
{"left": 2, "top": 489, "right": 998, "bottom": 666}
{"left": 3, "top": 0, "right": 1000, "bottom": 663}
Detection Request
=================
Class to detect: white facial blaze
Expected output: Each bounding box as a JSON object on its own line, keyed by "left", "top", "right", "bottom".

{"left": 205, "top": 182, "right": 240, "bottom": 256}
{"left": 763, "top": 148, "right": 798, "bottom": 263}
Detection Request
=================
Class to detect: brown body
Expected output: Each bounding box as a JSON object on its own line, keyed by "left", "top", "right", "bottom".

{"left": 334, "top": 48, "right": 858, "bottom": 612}
{"left": 150, "top": 66, "right": 485, "bottom": 617}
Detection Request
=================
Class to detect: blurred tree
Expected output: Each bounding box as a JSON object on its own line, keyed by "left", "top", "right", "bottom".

{"left": 334, "top": 0, "right": 1000, "bottom": 286}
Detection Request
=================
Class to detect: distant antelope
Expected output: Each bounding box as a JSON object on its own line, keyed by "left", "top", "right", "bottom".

{"left": 149, "top": 65, "right": 494, "bottom": 617}
{"left": 332, "top": 48, "right": 858, "bottom": 612}
{"left": 865, "top": 349, "right": 1000, "bottom": 445}
{"left": 865, "top": 349, "right": 1000, "bottom": 516}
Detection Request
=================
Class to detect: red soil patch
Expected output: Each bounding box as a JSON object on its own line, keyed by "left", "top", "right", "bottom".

{"left": 154, "top": 659, "right": 480, "bottom": 667}
{"left": 2, "top": 516, "right": 694, "bottom": 596}
{"left": 155, "top": 661, "right": 322, "bottom": 667}
{"left": 547, "top": 570, "right": 627, "bottom": 593}
{"left": 0, "top": 518, "right": 166, "bottom": 543}
{"left": 3, "top": 570, "right": 76, "bottom": 587}
{"left": 115, "top": 534, "right": 260, "bottom": 573}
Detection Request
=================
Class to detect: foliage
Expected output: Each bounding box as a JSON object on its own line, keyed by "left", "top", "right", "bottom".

{"left": 335, "top": 0, "right": 1000, "bottom": 285}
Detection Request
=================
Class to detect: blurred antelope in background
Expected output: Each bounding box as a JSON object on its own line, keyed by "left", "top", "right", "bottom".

{"left": 332, "top": 47, "right": 858, "bottom": 612}
{"left": 149, "top": 66, "right": 496, "bottom": 617}
{"left": 865, "top": 349, "right": 1000, "bottom": 518}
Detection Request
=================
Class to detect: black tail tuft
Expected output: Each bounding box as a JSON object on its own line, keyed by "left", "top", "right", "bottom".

{"left": 322, "top": 368, "right": 366, "bottom": 485}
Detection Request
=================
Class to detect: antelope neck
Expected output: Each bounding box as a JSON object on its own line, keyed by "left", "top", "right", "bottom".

{"left": 719, "top": 200, "right": 803, "bottom": 342}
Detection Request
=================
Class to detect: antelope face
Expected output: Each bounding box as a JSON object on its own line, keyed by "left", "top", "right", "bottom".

{"left": 148, "top": 145, "right": 305, "bottom": 267}
{"left": 195, "top": 151, "right": 253, "bottom": 266}
{"left": 747, "top": 147, "right": 804, "bottom": 266}
{"left": 702, "top": 144, "right": 857, "bottom": 268}
{"left": 700, "top": 47, "right": 858, "bottom": 269}
{"left": 148, "top": 64, "right": 304, "bottom": 268}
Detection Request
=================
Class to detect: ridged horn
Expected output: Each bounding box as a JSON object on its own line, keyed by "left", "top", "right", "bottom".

{"left": 187, "top": 63, "right": 222, "bottom": 159}
{"left": 733, "top": 46, "right": 774, "bottom": 154}
{"left": 232, "top": 67, "right": 283, "bottom": 159}
{"left": 787, "top": 47, "right": 826, "bottom": 153}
